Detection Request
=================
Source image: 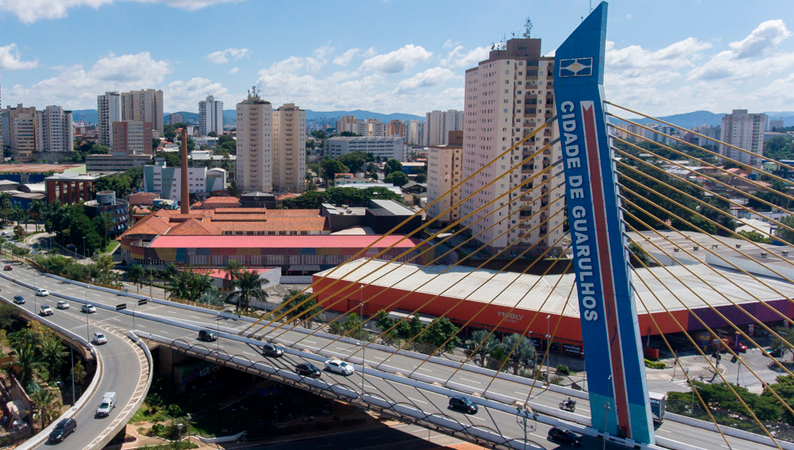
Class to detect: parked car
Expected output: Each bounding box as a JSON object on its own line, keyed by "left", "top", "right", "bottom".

{"left": 548, "top": 427, "right": 582, "bottom": 446}
{"left": 262, "top": 342, "right": 284, "bottom": 357}
{"left": 3, "top": 265, "right": 11, "bottom": 271}
{"left": 39, "top": 305, "right": 54, "bottom": 316}
{"left": 57, "top": 300, "right": 70, "bottom": 309}
{"left": 81, "top": 304, "right": 96, "bottom": 314}
{"left": 733, "top": 342, "right": 748, "bottom": 353}
{"left": 198, "top": 329, "right": 217, "bottom": 342}
{"left": 325, "top": 359, "right": 355, "bottom": 375}
{"left": 93, "top": 331, "right": 107, "bottom": 345}
{"left": 48, "top": 418, "right": 76, "bottom": 443}
{"left": 448, "top": 396, "right": 478, "bottom": 414}
{"left": 95, "top": 392, "right": 116, "bottom": 417}
{"left": 295, "top": 362, "right": 322, "bottom": 378}
{"left": 35, "top": 288, "right": 49, "bottom": 297}
{"left": 13, "top": 295, "right": 24, "bottom": 304}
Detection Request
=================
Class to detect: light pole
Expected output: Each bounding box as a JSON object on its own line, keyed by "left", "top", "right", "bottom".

{"left": 517, "top": 405, "right": 534, "bottom": 450}
{"left": 216, "top": 309, "right": 223, "bottom": 351}
{"left": 360, "top": 286, "right": 365, "bottom": 394}
{"left": 736, "top": 357, "right": 742, "bottom": 386}
{"left": 70, "top": 344, "right": 76, "bottom": 407}
{"left": 546, "top": 315, "right": 551, "bottom": 383}
{"left": 82, "top": 237, "right": 86, "bottom": 259}
{"left": 84, "top": 291, "right": 90, "bottom": 342}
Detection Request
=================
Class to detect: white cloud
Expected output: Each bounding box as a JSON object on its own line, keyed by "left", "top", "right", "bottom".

{"left": 443, "top": 39, "right": 457, "bottom": 49}
{"left": 360, "top": 45, "right": 432, "bottom": 73}
{"left": 6, "top": 52, "right": 170, "bottom": 109}
{"left": 441, "top": 45, "right": 489, "bottom": 68}
{"left": 0, "top": 43, "right": 38, "bottom": 69}
{"left": 729, "top": 20, "right": 790, "bottom": 59}
{"left": 395, "top": 67, "right": 457, "bottom": 94}
{"left": 166, "top": 77, "right": 228, "bottom": 111}
{"left": 228, "top": 66, "right": 239, "bottom": 74}
{"left": 0, "top": 0, "right": 239, "bottom": 23}
{"left": 333, "top": 48, "right": 359, "bottom": 67}
{"left": 205, "top": 48, "right": 249, "bottom": 64}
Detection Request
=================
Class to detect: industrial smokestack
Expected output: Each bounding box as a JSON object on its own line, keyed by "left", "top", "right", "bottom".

{"left": 180, "top": 128, "right": 189, "bottom": 214}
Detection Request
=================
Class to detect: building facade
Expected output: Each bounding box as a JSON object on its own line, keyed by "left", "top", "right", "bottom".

{"left": 405, "top": 119, "right": 424, "bottom": 146}
{"left": 112, "top": 121, "right": 153, "bottom": 155}
{"left": 236, "top": 87, "right": 273, "bottom": 193}
{"left": 41, "top": 105, "right": 73, "bottom": 152}
{"left": 86, "top": 154, "right": 152, "bottom": 172}
{"left": 324, "top": 136, "right": 405, "bottom": 161}
{"left": 169, "top": 113, "right": 184, "bottom": 125}
{"left": 460, "top": 37, "right": 565, "bottom": 255}
{"left": 721, "top": 109, "right": 767, "bottom": 168}
{"left": 199, "top": 95, "right": 223, "bottom": 136}
{"left": 336, "top": 116, "right": 366, "bottom": 136}
{"left": 97, "top": 91, "right": 122, "bottom": 148}
{"left": 121, "top": 89, "right": 164, "bottom": 136}
{"left": 427, "top": 144, "right": 462, "bottom": 226}
{"left": 143, "top": 163, "right": 226, "bottom": 202}
{"left": 272, "top": 103, "right": 306, "bottom": 192}
{"left": 1, "top": 104, "right": 41, "bottom": 161}
{"left": 424, "top": 109, "right": 463, "bottom": 146}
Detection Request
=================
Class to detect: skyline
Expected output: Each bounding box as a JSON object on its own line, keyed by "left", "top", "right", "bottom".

{"left": 0, "top": 1, "right": 793, "bottom": 117}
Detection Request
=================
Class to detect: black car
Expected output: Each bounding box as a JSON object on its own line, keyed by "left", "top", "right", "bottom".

{"left": 13, "top": 295, "right": 24, "bottom": 304}
{"left": 548, "top": 427, "right": 582, "bottom": 446}
{"left": 263, "top": 342, "right": 284, "bottom": 357}
{"left": 295, "top": 362, "right": 321, "bottom": 378}
{"left": 448, "top": 396, "right": 478, "bottom": 414}
{"left": 198, "top": 329, "right": 217, "bottom": 342}
{"left": 49, "top": 417, "right": 77, "bottom": 443}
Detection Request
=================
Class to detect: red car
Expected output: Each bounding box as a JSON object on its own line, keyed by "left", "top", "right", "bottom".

{"left": 3, "top": 265, "right": 11, "bottom": 271}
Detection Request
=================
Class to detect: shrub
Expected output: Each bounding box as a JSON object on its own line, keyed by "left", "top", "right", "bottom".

{"left": 550, "top": 375, "right": 564, "bottom": 385}
{"left": 555, "top": 364, "right": 571, "bottom": 375}
{"left": 645, "top": 359, "right": 666, "bottom": 369}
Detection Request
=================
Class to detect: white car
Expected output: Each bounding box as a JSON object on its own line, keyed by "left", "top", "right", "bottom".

{"left": 56, "top": 300, "right": 70, "bottom": 309}
{"left": 39, "top": 305, "right": 54, "bottom": 316}
{"left": 82, "top": 304, "right": 96, "bottom": 314}
{"left": 35, "top": 288, "right": 49, "bottom": 297}
{"left": 93, "top": 332, "right": 107, "bottom": 345}
{"left": 324, "top": 359, "right": 355, "bottom": 376}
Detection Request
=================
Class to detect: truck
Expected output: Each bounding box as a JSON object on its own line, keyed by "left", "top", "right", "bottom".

{"left": 649, "top": 391, "right": 666, "bottom": 424}
{"left": 95, "top": 392, "right": 116, "bottom": 417}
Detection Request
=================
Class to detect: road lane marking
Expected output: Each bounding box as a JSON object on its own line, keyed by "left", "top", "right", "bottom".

{"left": 459, "top": 377, "right": 482, "bottom": 385}
{"left": 407, "top": 397, "right": 428, "bottom": 404}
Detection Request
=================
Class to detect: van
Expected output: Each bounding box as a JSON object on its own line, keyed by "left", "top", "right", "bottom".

{"left": 198, "top": 329, "right": 217, "bottom": 342}
{"left": 95, "top": 392, "right": 117, "bottom": 417}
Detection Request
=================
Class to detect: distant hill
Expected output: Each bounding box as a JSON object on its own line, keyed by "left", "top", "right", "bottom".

{"left": 629, "top": 110, "right": 724, "bottom": 129}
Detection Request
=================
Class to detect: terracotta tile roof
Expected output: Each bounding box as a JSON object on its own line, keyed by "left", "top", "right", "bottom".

{"left": 167, "top": 218, "right": 222, "bottom": 236}
{"left": 151, "top": 234, "right": 421, "bottom": 249}
{"left": 121, "top": 214, "right": 172, "bottom": 237}
{"left": 263, "top": 209, "right": 321, "bottom": 216}
{"left": 217, "top": 216, "right": 327, "bottom": 233}
{"left": 210, "top": 214, "right": 269, "bottom": 222}
{"left": 275, "top": 192, "right": 300, "bottom": 201}
{"left": 214, "top": 208, "right": 268, "bottom": 214}
{"left": 129, "top": 192, "right": 158, "bottom": 206}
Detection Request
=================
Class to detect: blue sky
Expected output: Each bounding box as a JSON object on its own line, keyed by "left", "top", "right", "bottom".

{"left": 1, "top": 0, "right": 793, "bottom": 117}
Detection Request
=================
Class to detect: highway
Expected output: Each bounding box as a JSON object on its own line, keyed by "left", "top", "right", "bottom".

{"left": 1, "top": 261, "right": 786, "bottom": 450}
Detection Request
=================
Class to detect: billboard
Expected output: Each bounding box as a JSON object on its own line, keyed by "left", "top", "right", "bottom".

{"left": 553, "top": 2, "right": 654, "bottom": 444}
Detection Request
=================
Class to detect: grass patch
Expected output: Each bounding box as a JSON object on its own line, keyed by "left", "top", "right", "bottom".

{"left": 104, "top": 241, "right": 120, "bottom": 253}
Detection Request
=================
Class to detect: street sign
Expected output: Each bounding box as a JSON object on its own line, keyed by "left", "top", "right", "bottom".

{"left": 116, "top": 303, "right": 127, "bottom": 311}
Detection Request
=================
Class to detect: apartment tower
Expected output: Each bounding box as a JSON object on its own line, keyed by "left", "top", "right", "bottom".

{"left": 720, "top": 109, "right": 767, "bottom": 168}
{"left": 236, "top": 87, "right": 273, "bottom": 193}
{"left": 121, "top": 89, "right": 164, "bottom": 137}
{"left": 97, "top": 92, "right": 122, "bottom": 148}
{"left": 459, "top": 37, "right": 564, "bottom": 255}
{"left": 199, "top": 95, "right": 224, "bottom": 136}
{"left": 41, "top": 105, "right": 73, "bottom": 152}
{"left": 272, "top": 103, "right": 306, "bottom": 192}
{"left": 424, "top": 109, "right": 463, "bottom": 146}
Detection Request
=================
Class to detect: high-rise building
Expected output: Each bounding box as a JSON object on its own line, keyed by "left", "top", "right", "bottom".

{"left": 364, "top": 118, "right": 385, "bottom": 137}
{"left": 236, "top": 87, "right": 273, "bottom": 193}
{"left": 41, "top": 105, "right": 73, "bottom": 152}
{"left": 272, "top": 103, "right": 306, "bottom": 192}
{"left": 1, "top": 104, "right": 41, "bottom": 161}
{"left": 112, "top": 121, "right": 153, "bottom": 155}
{"left": 97, "top": 92, "right": 122, "bottom": 148}
{"left": 121, "top": 89, "right": 164, "bottom": 137}
{"left": 424, "top": 109, "right": 463, "bottom": 146}
{"left": 459, "top": 37, "right": 564, "bottom": 255}
{"left": 199, "top": 95, "right": 224, "bottom": 136}
{"left": 385, "top": 120, "right": 405, "bottom": 138}
{"left": 427, "top": 141, "right": 462, "bottom": 226}
{"left": 336, "top": 116, "right": 366, "bottom": 136}
{"left": 769, "top": 118, "right": 785, "bottom": 132}
{"left": 720, "top": 109, "right": 767, "bottom": 168}
{"left": 169, "top": 113, "right": 184, "bottom": 125}
{"left": 405, "top": 119, "right": 424, "bottom": 146}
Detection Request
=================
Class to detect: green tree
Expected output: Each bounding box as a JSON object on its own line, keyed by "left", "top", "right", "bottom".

{"left": 30, "top": 387, "right": 61, "bottom": 428}
{"left": 464, "top": 330, "right": 498, "bottom": 367}
{"left": 127, "top": 264, "right": 147, "bottom": 294}
{"left": 736, "top": 230, "right": 773, "bottom": 244}
{"left": 415, "top": 173, "right": 427, "bottom": 183}
{"left": 501, "top": 333, "right": 537, "bottom": 374}
{"left": 226, "top": 270, "right": 268, "bottom": 312}
{"left": 166, "top": 270, "right": 214, "bottom": 302}
{"left": 384, "top": 171, "right": 409, "bottom": 187}
{"left": 342, "top": 313, "right": 366, "bottom": 340}
{"left": 197, "top": 287, "right": 224, "bottom": 306}
{"left": 4, "top": 343, "right": 45, "bottom": 387}
{"left": 384, "top": 159, "right": 403, "bottom": 176}
{"left": 771, "top": 327, "right": 794, "bottom": 362}
{"left": 0, "top": 303, "right": 19, "bottom": 329}
{"left": 776, "top": 216, "right": 794, "bottom": 245}
{"left": 280, "top": 291, "right": 323, "bottom": 327}
{"left": 38, "top": 334, "right": 68, "bottom": 381}
{"left": 338, "top": 152, "right": 368, "bottom": 173}
{"left": 321, "top": 159, "right": 348, "bottom": 184}
{"left": 421, "top": 317, "right": 461, "bottom": 352}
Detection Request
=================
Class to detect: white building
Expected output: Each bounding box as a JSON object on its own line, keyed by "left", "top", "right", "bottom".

{"left": 721, "top": 109, "right": 767, "bottom": 168}
{"left": 199, "top": 95, "right": 224, "bottom": 136}
{"left": 272, "top": 103, "right": 306, "bottom": 192}
{"left": 236, "top": 87, "right": 273, "bottom": 193}
{"left": 424, "top": 109, "right": 463, "bottom": 146}
{"left": 1, "top": 104, "right": 42, "bottom": 161}
{"left": 324, "top": 136, "right": 405, "bottom": 162}
{"left": 336, "top": 116, "right": 366, "bottom": 136}
{"left": 427, "top": 144, "right": 462, "bottom": 226}
{"left": 405, "top": 119, "right": 424, "bottom": 146}
{"left": 121, "top": 89, "right": 164, "bottom": 137}
{"left": 97, "top": 92, "right": 122, "bottom": 148}
{"left": 41, "top": 105, "right": 73, "bottom": 152}
{"left": 143, "top": 162, "right": 226, "bottom": 202}
{"left": 460, "top": 37, "right": 565, "bottom": 255}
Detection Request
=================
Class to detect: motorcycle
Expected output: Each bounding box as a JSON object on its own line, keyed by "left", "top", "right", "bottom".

{"left": 559, "top": 399, "right": 576, "bottom": 412}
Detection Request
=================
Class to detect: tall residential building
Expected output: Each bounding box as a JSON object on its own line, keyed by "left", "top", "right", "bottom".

{"left": 459, "top": 37, "right": 564, "bottom": 255}
{"left": 769, "top": 118, "right": 785, "bottom": 131}
{"left": 364, "top": 119, "right": 385, "bottom": 137}
{"left": 199, "top": 95, "right": 224, "bottom": 136}
{"left": 721, "top": 109, "right": 767, "bottom": 168}
{"left": 336, "top": 116, "right": 366, "bottom": 135}
{"left": 121, "top": 89, "right": 164, "bottom": 137}
{"left": 385, "top": 120, "right": 405, "bottom": 138}
{"left": 424, "top": 109, "right": 464, "bottom": 146}
{"left": 236, "top": 87, "right": 273, "bottom": 193}
{"left": 97, "top": 92, "right": 122, "bottom": 147}
{"left": 405, "top": 119, "right": 424, "bottom": 146}
{"left": 112, "top": 121, "right": 153, "bottom": 155}
{"left": 41, "top": 105, "right": 73, "bottom": 152}
{"left": 169, "top": 113, "right": 184, "bottom": 125}
{"left": 427, "top": 142, "right": 462, "bottom": 226}
{"left": 272, "top": 103, "right": 306, "bottom": 192}
{"left": 1, "top": 104, "right": 41, "bottom": 161}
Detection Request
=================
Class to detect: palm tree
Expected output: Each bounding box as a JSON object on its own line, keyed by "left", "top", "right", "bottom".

{"left": 464, "top": 330, "right": 498, "bottom": 367}
{"left": 4, "top": 343, "right": 45, "bottom": 387}
{"left": 38, "top": 335, "right": 68, "bottom": 381}
{"left": 502, "top": 333, "right": 537, "bottom": 374}
{"left": 226, "top": 270, "right": 268, "bottom": 312}
{"left": 30, "top": 388, "right": 61, "bottom": 428}
{"left": 223, "top": 259, "right": 244, "bottom": 290}
{"left": 127, "top": 263, "right": 146, "bottom": 294}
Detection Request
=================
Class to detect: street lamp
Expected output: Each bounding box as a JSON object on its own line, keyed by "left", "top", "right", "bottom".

{"left": 546, "top": 315, "right": 551, "bottom": 383}
{"left": 360, "top": 286, "right": 366, "bottom": 394}
{"left": 84, "top": 291, "right": 90, "bottom": 342}
{"left": 517, "top": 405, "right": 534, "bottom": 450}
{"left": 70, "top": 345, "right": 76, "bottom": 407}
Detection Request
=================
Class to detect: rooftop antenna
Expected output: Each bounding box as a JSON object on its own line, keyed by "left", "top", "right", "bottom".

{"left": 523, "top": 17, "right": 533, "bottom": 38}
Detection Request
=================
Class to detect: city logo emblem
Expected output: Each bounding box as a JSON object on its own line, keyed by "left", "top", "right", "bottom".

{"left": 559, "top": 57, "right": 593, "bottom": 77}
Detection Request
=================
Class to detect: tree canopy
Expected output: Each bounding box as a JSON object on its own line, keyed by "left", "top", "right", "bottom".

{"left": 280, "top": 186, "right": 402, "bottom": 209}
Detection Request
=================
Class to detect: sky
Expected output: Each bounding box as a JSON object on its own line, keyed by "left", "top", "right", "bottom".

{"left": 1, "top": 0, "right": 793, "bottom": 118}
